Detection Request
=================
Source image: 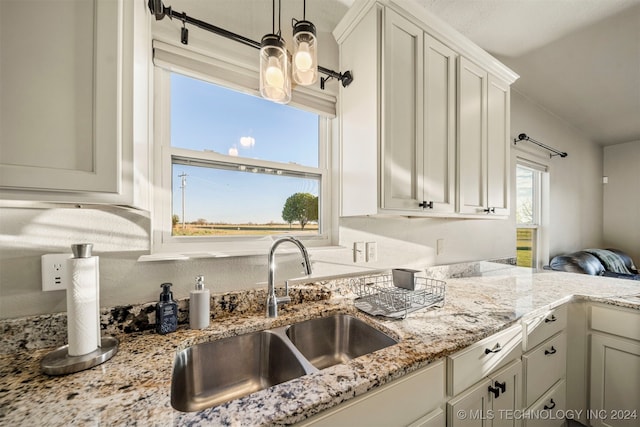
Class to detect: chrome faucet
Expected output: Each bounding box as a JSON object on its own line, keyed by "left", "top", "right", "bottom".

{"left": 266, "top": 236, "right": 312, "bottom": 318}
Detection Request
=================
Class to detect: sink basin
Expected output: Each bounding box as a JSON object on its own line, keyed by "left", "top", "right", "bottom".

{"left": 171, "top": 330, "right": 309, "bottom": 412}
{"left": 286, "top": 314, "right": 398, "bottom": 369}
{"left": 171, "top": 314, "right": 398, "bottom": 411}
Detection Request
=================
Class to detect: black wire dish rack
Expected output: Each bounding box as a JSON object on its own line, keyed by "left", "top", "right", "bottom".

{"left": 348, "top": 272, "right": 446, "bottom": 319}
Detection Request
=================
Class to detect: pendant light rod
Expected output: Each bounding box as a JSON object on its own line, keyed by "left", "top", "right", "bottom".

{"left": 148, "top": 0, "right": 353, "bottom": 89}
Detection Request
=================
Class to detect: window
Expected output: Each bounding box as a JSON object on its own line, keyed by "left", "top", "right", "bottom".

{"left": 153, "top": 63, "right": 333, "bottom": 253}
{"left": 516, "top": 161, "right": 548, "bottom": 269}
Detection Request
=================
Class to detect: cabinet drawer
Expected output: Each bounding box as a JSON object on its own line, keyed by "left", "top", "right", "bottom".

{"left": 523, "top": 304, "right": 567, "bottom": 351}
{"left": 524, "top": 380, "right": 566, "bottom": 427}
{"left": 590, "top": 304, "right": 640, "bottom": 341}
{"left": 447, "top": 324, "right": 523, "bottom": 396}
{"left": 523, "top": 332, "right": 566, "bottom": 407}
{"left": 298, "top": 360, "right": 445, "bottom": 426}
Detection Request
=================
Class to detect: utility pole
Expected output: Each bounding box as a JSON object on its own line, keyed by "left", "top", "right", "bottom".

{"left": 179, "top": 172, "right": 187, "bottom": 229}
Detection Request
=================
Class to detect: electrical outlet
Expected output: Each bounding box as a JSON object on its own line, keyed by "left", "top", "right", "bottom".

{"left": 353, "top": 242, "right": 365, "bottom": 263}
{"left": 436, "top": 239, "right": 445, "bottom": 255}
{"left": 366, "top": 242, "right": 377, "bottom": 262}
{"left": 41, "top": 253, "right": 72, "bottom": 291}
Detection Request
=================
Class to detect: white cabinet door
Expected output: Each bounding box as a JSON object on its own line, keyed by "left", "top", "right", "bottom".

{"left": 590, "top": 333, "right": 640, "bottom": 427}
{"left": 423, "top": 33, "right": 456, "bottom": 214}
{"left": 486, "top": 75, "right": 510, "bottom": 215}
{"left": 298, "top": 361, "right": 445, "bottom": 427}
{"left": 0, "top": 0, "right": 150, "bottom": 208}
{"left": 448, "top": 359, "right": 522, "bottom": 427}
{"left": 339, "top": 5, "right": 381, "bottom": 217}
{"left": 448, "top": 378, "right": 492, "bottom": 427}
{"left": 491, "top": 360, "right": 522, "bottom": 427}
{"left": 381, "top": 8, "right": 424, "bottom": 211}
{"left": 457, "top": 56, "right": 488, "bottom": 215}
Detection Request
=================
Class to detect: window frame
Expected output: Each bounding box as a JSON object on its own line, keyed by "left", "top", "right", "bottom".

{"left": 152, "top": 57, "right": 334, "bottom": 255}
{"left": 515, "top": 158, "right": 549, "bottom": 270}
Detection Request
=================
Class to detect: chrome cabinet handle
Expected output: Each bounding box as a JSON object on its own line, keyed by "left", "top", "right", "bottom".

{"left": 544, "top": 399, "right": 556, "bottom": 410}
{"left": 485, "top": 343, "right": 503, "bottom": 354}
{"left": 545, "top": 346, "right": 557, "bottom": 356}
{"left": 545, "top": 314, "right": 557, "bottom": 323}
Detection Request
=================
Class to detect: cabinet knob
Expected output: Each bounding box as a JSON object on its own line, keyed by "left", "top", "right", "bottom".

{"left": 544, "top": 399, "right": 556, "bottom": 410}
{"left": 544, "top": 315, "right": 557, "bottom": 323}
{"left": 544, "top": 346, "right": 557, "bottom": 356}
{"left": 483, "top": 207, "right": 496, "bottom": 214}
{"left": 484, "top": 343, "right": 502, "bottom": 354}
{"left": 495, "top": 381, "right": 506, "bottom": 393}
{"left": 488, "top": 384, "right": 501, "bottom": 399}
{"left": 419, "top": 201, "right": 434, "bottom": 209}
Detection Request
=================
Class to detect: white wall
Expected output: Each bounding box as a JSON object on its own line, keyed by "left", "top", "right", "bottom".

{"left": 510, "top": 90, "right": 604, "bottom": 259}
{"left": 603, "top": 141, "right": 640, "bottom": 264}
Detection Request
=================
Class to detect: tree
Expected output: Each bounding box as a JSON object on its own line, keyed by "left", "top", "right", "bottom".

{"left": 172, "top": 214, "right": 180, "bottom": 227}
{"left": 282, "top": 193, "right": 318, "bottom": 230}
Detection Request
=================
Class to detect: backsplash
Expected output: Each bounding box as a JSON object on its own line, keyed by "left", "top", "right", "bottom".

{"left": 0, "top": 261, "right": 514, "bottom": 354}
{"left": 0, "top": 283, "right": 333, "bottom": 353}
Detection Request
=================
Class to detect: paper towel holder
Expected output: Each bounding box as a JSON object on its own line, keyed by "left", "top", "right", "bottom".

{"left": 41, "top": 242, "right": 119, "bottom": 375}
{"left": 41, "top": 336, "right": 119, "bottom": 376}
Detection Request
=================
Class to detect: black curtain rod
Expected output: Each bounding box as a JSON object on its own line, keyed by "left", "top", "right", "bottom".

{"left": 514, "top": 133, "right": 568, "bottom": 158}
{"left": 148, "top": 0, "right": 353, "bottom": 89}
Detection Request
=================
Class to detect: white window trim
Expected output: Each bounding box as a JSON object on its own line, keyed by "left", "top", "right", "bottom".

{"left": 515, "top": 157, "right": 550, "bottom": 270}
{"left": 151, "top": 43, "right": 335, "bottom": 256}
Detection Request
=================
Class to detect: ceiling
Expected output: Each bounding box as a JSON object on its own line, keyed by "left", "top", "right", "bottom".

{"left": 342, "top": 0, "right": 640, "bottom": 146}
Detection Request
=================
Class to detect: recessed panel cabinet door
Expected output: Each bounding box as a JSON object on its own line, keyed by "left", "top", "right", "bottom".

{"left": 457, "top": 57, "right": 487, "bottom": 215}
{"left": 381, "top": 9, "right": 424, "bottom": 211}
{"left": 0, "top": 0, "right": 119, "bottom": 193}
{"left": 423, "top": 34, "right": 456, "bottom": 213}
{"left": 487, "top": 75, "right": 510, "bottom": 215}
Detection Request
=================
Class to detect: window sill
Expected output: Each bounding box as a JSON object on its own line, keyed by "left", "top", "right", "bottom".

{"left": 137, "top": 246, "right": 387, "bottom": 283}
{"left": 137, "top": 245, "right": 344, "bottom": 262}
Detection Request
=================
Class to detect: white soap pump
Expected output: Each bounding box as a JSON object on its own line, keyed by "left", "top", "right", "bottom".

{"left": 189, "top": 275, "right": 210, "bottom": 329}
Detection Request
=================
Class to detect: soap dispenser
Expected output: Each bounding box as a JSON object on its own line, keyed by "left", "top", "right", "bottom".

{"left": 189, "top": 275, "right": 210, "bottom": 330}
{"left": 156, "top": 283, "right": 178, "bottom": 334}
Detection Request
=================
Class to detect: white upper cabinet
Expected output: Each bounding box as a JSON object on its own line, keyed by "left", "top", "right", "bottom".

{"left": 457, "top": 60, "right": 510, "bottom": 216}
{"left": 0, "top": 0, "right": 150, "bottom": 209}
{"left": 335, "top": 0, "right": 517, "bottom": 218}
{"left": 381, "top": 9, "right": 424, "bottom": 212}
{"left": 457, "top": 57, "right": 488, "bottom": 215}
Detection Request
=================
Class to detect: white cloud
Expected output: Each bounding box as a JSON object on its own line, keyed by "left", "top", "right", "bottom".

{"left": 240, "top": 136, "right": 255, "bottom": 148}
{"left": 228, "top": 146, "right": 238, "bottom": 156}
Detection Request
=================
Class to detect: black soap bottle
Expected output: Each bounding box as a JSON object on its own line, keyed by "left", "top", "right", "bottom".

{"left": 156, "top": 283, "right": 178, "bottom": 334}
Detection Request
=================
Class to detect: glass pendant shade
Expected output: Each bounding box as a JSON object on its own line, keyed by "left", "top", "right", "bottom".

{"left": 292, "top": 20, "right": 318, "bottom": 86}
{"left": 260, "top": 34, "right": 291, "bottom": 104}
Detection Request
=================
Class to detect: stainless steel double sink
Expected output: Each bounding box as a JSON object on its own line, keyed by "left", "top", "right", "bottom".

{"left": 171, "top": 314, "right": 398, "bottom": 412}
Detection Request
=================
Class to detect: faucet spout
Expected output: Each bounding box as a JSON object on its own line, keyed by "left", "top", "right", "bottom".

{"left": 266, "top": 236, "right": 312, "bottom": 318}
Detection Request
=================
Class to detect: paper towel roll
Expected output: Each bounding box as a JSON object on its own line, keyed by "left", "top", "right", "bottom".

{"left": 66, "top": 257, "right": 100, "bottom": 356}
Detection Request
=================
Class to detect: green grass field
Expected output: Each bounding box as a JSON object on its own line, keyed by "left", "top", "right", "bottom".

{"left": 173, "top": 223, "right": 318, "bottom": 236}
{"left": 517, "top": 228, "right": 534, "bottom": 267}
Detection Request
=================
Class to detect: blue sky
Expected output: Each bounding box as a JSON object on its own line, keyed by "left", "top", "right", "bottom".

{"left": 170, "top": 73, "right": 320, "bottom": 224}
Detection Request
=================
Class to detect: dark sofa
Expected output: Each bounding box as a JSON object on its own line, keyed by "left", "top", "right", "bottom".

{"left": 549, "top": 248, "right": 640, "bottom": 280}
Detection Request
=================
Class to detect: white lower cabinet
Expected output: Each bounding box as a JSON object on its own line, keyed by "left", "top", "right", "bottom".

{"left": 447, "top": 359, "right": 522, "bottom": 427}
{"left": 523, "top": 380, "right": 566, "bottom": 427}
{"left": 296, "top": 360, "right": 445, "bottom": 427}
{"left": 522, "top": 332, "right": 567, "bottom": 407}
{"left": 589, "top": 304, "right": 640, "bottom": 427}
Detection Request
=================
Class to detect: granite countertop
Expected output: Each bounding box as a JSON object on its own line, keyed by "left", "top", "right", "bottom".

{"left": 1, "top": 270, "right": 639, "bottom": 426}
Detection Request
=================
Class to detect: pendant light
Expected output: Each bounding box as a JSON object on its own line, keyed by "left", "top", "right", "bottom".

{"left": 260, "top": 0, "right": 291, "bottom": 104}
{"left": 292, "top": 0, "right": 318, "bottom": 86}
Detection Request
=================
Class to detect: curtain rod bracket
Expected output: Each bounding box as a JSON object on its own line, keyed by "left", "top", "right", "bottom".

{"left": 148, "top": 0, "right": 354, "bottom": 90}
{"left": 514, "top": 133, "right": 567, "bottom": 158}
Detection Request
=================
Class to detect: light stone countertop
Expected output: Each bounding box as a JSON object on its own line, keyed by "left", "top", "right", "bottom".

{"left": 1, "top": 270, "right": 638, "bottom": 426}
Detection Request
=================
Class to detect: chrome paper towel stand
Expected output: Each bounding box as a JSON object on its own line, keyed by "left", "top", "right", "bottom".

{"left": 41, "top": 243, "right": 118, "bottom": 375}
